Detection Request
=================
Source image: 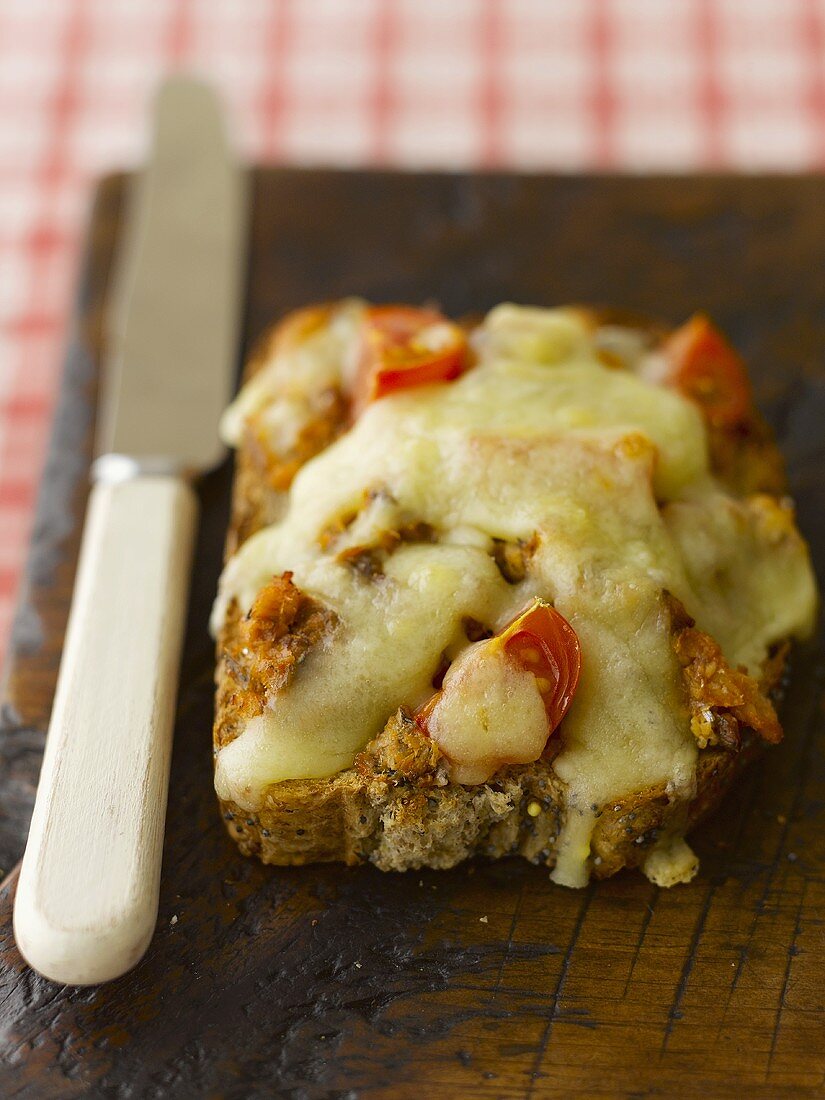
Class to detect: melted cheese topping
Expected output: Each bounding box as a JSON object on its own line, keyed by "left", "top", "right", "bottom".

{"left": 220, "top": 299, "right": 364, "bottom": 448}
{"left": 427, "top": 643, "right": 550, "bottom": 785}
{"left": 213, "top": 303, "right": 818, "bottom": 886}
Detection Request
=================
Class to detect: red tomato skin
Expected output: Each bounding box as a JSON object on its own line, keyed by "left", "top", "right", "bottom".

{"left": 371, "top": 346, "right": 467, "bottom": 400}
{"left": 416, "top": 600, "right": 582, "bottom": 748}
{"left": 662, "top": 314, "right": 753, "bottom": 430}
{"left": 354, "top": 304, "right": 469, "bottom": 414}
{"left": 499, "top": 602, "right": 582, "bottom": 733}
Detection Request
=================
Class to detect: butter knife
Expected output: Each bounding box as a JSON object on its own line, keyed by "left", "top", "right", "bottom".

{"left": 14, "top": 76, "right": 246, "bottom": 984}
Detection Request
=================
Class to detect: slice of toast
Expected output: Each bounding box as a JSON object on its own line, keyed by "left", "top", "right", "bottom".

{"left": 213, "top": 302, "right": 814, "bottom": 887}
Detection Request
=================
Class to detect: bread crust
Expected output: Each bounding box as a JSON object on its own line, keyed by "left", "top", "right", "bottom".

{"left": 214, "top": 304, "right": 790, "bottom": 881}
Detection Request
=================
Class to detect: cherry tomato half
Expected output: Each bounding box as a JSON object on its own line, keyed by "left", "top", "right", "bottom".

{"left": 662, "top": 314, "right": 753, "bottom": 430}
{"left": 495, "top": 600, "right": 582, "bottom": 734}
{"left": 417, "top": 599, "right": 582, "bottom": 744}
{"left": 353, "top": 305, "right": 469, "bottom": 415}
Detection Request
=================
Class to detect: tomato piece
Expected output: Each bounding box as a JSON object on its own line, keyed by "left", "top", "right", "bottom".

{"left": 416, "top": 599, "right": 581, "bottom": 742}
{"left": 662, "top": 314, "right": 753, "bottom": 429}
{"left": 494, "top": 600, "right": 582, "bottom": 734}
{"left": 354, "top": 305, "right": 469, "bottom": 414}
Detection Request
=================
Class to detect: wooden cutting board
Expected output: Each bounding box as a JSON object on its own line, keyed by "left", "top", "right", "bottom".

{"left": 1, "top": 170, "right": 824, "bottom": 1098}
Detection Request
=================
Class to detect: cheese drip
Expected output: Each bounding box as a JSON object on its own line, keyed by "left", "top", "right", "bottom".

{"left": 213, "top": 305, "right": 818, "bottom": 886}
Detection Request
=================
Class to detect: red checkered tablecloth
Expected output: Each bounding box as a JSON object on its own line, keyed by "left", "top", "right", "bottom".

{"left": 1, "top": 0, "right": 825, "bottom": 671}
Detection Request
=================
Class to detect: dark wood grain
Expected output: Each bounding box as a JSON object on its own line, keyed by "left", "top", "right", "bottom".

{"left": 1, "top": 170, "right": 825, "bottom": 1099}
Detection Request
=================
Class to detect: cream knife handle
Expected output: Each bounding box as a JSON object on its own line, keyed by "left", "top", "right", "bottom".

{"left": 14, "top": 475, "right": 197, "bottom": 985}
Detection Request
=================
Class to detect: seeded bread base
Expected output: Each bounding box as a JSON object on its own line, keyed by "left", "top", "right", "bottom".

{"left": 214, "top": 306, "right": 779, "bottom": 880}
{"left": 216, "top": 705, "right": 749, "bottom": 879}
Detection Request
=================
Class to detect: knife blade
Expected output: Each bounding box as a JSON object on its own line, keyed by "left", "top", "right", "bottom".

{"left": 97, "top": 75, "right": 244, "bottom": 478}
{"left": 13, "top": 77, "right": 246, "bottom": 985}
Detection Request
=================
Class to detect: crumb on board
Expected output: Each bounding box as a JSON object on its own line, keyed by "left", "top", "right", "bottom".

{"left": 479, "top": 916, "right": 488, "bottom": 923}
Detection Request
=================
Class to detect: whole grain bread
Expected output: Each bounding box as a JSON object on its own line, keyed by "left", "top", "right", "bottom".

{"left": 213, "top": 305, "right": 789, "bottom": 882}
